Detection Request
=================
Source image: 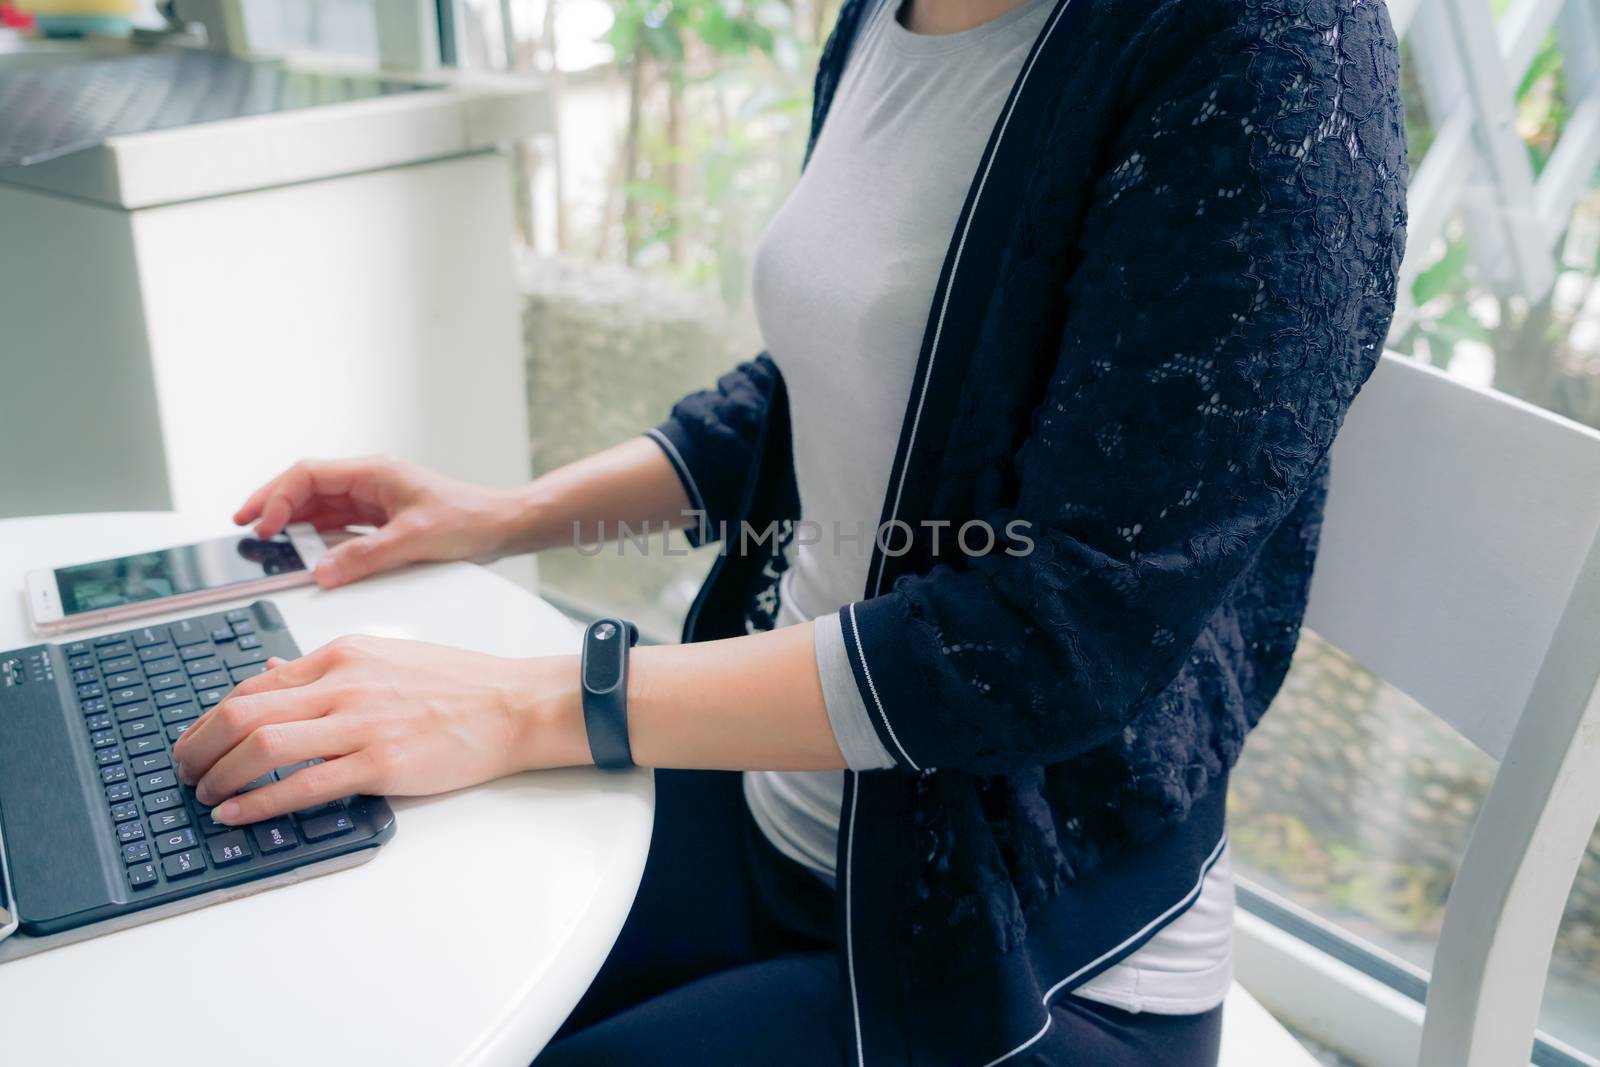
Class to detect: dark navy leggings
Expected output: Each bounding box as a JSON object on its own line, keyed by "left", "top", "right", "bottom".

{"left": 535, "top": 770, "right": 1223, "bottom": 1066}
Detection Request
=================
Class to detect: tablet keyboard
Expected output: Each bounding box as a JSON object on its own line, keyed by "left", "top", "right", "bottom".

{"left": 63, "top": 606, "right": 378, "bottom": 894}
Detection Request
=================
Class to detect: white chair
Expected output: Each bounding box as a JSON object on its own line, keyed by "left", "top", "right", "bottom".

{"left": 1219, "top": 353, "right": 1600, "bottom": 1067}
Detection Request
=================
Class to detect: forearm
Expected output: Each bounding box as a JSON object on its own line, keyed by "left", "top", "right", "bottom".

{"left": 494, "top": 436, "right": 696, "bottom": 557}
{"left": 512, "top": 621, "right": 847, "bottom": 772}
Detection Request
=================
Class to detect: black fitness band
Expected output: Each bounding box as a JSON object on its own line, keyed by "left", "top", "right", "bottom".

{"left": 580, "top": 617, "right": 639, "bottom": 769}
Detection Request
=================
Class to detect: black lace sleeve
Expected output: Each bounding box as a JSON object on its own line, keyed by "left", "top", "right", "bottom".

{"left": 839, "top": 0, "right": 1409, "bottom": 773}
{"left": 646, "top": 354, "right": 783, "bottom": 546}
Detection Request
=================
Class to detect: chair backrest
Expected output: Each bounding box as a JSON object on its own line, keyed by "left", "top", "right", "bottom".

{"left": 1301, "top": 353, "right": 1600, "bottom": 1067}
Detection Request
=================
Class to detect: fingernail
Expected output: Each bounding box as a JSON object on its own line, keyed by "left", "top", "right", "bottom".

{"left": 175, "top": 761, "right": 189, "bottom": 785}
{"left": 215, "top": 800, "right": 240, "bottom": 824}
{"left": 195, "top": 783, "right": 213, "bottom": 805}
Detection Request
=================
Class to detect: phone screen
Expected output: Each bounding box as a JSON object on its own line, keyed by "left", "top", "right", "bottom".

{"left": 53, "top": 535, "right": 307, "bottom": 616}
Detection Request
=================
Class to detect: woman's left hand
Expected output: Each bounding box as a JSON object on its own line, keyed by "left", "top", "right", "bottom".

{"left": 171, "top": 635, "right": 584, "bottom": 826}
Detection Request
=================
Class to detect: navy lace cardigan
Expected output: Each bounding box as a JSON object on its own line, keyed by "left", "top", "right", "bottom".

{"left": 647, "top": 0, "right": 1408, "bottom": 1060}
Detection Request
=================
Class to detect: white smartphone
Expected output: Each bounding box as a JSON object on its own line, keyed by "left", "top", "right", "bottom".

{"left": 24, "top": 524, "right": 328, "bottom": 636}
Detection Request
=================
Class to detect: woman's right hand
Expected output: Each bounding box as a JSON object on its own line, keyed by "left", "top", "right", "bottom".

{"left": 235, "top": 456, "right": 523, "bottom": 589}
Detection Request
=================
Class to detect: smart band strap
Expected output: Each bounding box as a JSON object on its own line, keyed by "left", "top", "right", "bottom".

{"left": 580, "top": 618, "right": 639, "bottom": 770}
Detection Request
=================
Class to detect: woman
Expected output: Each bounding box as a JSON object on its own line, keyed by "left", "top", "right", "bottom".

{"left": 172, "top": 0, "right": 1408, "bottom": 1061}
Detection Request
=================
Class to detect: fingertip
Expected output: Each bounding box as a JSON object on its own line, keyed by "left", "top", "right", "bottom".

{"left": 214, "top": 800, "right": 241, "bottom": 825}
{"left": 313, "top": 559, "right": 345, "bottom": 589}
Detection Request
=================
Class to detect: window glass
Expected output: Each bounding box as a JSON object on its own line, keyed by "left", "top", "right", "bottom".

{"left": 241, "top": 0, "right": 381, "bottom": 63}
{"left": 1230, "top": 633, "right": 1600, "bottom": 1056}
{"left": 457, "top": 0, "right": 820, "bottom": 635}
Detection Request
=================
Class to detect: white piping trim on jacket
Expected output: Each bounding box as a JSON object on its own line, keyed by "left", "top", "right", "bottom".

{"left": 644, "top": 427, "right": 710, "bottom": 537}
{"left": 846, "top": 777, "right": 867, "bottom": 1067}
{"left": 847, "top": 0, "right": 1077, "bottom": 1060}
{"left": 846, "top": 603, "right": 921, "bottom": 771}
{"left": 869, "top": 0, "right": 1077, "bottom": 600}
{"left": 976, "top": 832, "right": 1232, "bottom": 1067}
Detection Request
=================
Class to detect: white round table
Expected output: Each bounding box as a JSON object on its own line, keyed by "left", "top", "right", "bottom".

{"left": 0, "top": 513, "right": 654, "bottom": 1066}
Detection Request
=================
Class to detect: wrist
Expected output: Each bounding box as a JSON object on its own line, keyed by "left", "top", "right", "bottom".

{"left": 473, "top": 483, "right": 537, "bottom": 559}
{"left": 496, "top": 479, "right": 592, "bottom": 556}
{"left": 503, "top": 654, "right": 590, "bottom": 771}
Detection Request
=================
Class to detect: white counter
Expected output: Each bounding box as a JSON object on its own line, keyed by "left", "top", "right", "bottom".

{"left": 0, "top": 61, "right": 546, "bottom": 546}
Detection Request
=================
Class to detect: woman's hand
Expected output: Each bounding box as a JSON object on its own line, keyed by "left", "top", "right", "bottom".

{"left": 171, "top": 636, "right": 588, "bottom": 826}
{"left": 235, "top": 456, "right": 525, "bottom": 588}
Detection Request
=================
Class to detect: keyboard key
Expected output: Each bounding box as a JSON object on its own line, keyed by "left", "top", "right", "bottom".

{"left": 159, "top": 703, "right": 198, "bottom": 726}
{"left": 150, "top": 809, "right": 190, "bottom": 833}
{"left": 199, "top": 810, "right": 233, "bottom": 835}
{"left": 142, "top": 657, "right": 180, "bottom": 676}
{"left": 110, "top": 685, "right": 150, "bottom": 706}
{"left": 111, "top": 800, "right": 139, "bottom": 822}
{"left": 148, "top": 672, "right": 186, "bottom": 693}
{"left": 100, "top": 764, "right": 127, "bottom": 785}
{"left": 170, "top": 620, "right": 209, "bottom": 647}
{"left": 115, "top": 819, "right": 145, "bottom": 843}
{"left": 155, "top": 828, "right": 198, "bottom": 856}
{"left": 106, "top": 780, "right": 133, "bottom": 803}
{"left": 230, "top": 663, "right": 269, "bottom": 684}
{"left": 86, "top": 712, "right": 112, "bottom": 732}
{"left": 95, "top": 641, "right": 133, "bottom": 659}
{"left": 143, "top": 789, "right": 181, "bottom": 813}
{"left": 184, "top": 657, "right": 222, "bottom": 676}
{"left": 189, "top": 671, "right": 229, "bottom": 691}
{"left": 180, "top": 644, "right": 216, "bottom": 663}
{"left": 123, "top": 840, "right": 151, "bottom": 864}
{"left": 130, "top": 751, "right": 171, "bottom": 775}
{"left": 65, "top": 641, "right": 91, "bottom": 655}
{"left": 155, "top": 688, "right": 192, "bottom": 708}
{"left": 207, "top": 831, "right": 251, "bottom": 866}
{"left": 137, "top": 770, "right": 177, "bottom": 794}
{"left": 80, "top": 696, "right": 108, "bottom": 715}
{"left": 132, "top": 626, "right": 168, "bottom": 648}
{"left": 94, "top": 633, "right": 126, "bottom": 648}
{"left": 72, "top": 668, "right": 97, "bottom": 685}
{"left": 103, "top": 670, "right": 141, "bottom": 689}
{"left": 125, "top": 735, "right": 162, "bottom": 758}
{"left": 68, "top": 654, "right": 95, "bottom": 670}
{"left": 127, "top": 862, "right": 158, "bottom": 888}
{"left": 225, "top": 609, "right": 250, "bottom": 623}
{"left": 76, "top": 682, "right": 103, "bottom": 700}
{"left": 115, "top": 701, "right": 153, "bottom": 724}
{"left": 91, "top": 729, "right": 118, "bottom": 749}
{"left": 210, "top": 627, "right": 235, "bottom": 644}
{"left": 299, "top": 810, "right": 355, "bottom": 841}
{"left": 222, "top": 647, "right": 268, "bottom": 670}
{"left": 236, "top": 634, "right": 262, "bottom": 650}
{"left": 166, "top": 721, "right": 196, "bottom": 743}
{"left": 120, "top": 719, "right": 157, "bottom": 740}
{"left": 101, "top": 657, "right": 137, "bottom": 676}
{"left": 196, "top": 688, "right": 227, "bottom": 708}
{"left": 162, "top": 850, "right": 205, "bottom": 879}
{"left": 242, "top": 772, "right": 274, "bottom": 793}
{"left": 138, "top": 642, "right": 176, "bottom": 663}
{"left": 95, "top": 745, "right": 123, "bottom": 766}
{"left": 232, "top": 621, "right": 256, "bottom": 636}
{"left": 252, "top": 819, "right": 298, "bottom": 853}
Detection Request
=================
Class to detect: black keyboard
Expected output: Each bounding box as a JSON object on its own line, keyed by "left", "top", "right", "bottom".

{"left": 1, "top": 601, "right": 394, "bottom": 932}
